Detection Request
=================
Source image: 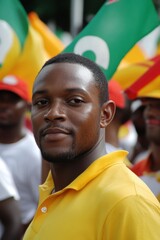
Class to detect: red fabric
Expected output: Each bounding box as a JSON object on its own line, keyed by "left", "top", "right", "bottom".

{"left": 25, "top": 116, "right": 33, "bottom": 132}
{"left": 131, "top": 158, "right": 151, "bottom": 176}
{"left": 0, "top": 75, "right": 30, "bottom": 102}
{"left": 108, "top": 79, "right": 125, "bottom": 108}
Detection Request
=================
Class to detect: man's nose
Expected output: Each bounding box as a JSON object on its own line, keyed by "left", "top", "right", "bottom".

{"left": 44, "top": 101, "right": 66, "bottom": 122}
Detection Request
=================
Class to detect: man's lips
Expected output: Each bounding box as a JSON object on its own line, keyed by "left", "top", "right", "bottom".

{"left": 0, "top": 110, "right": 10, "bottom": 118}
{"left": 42, "top": 127, "right": 70, "bottom": 135}
{"left": 145, "top": 118, "right": 160, "bottom": 126}
{"left": 41, "top": 127, "right": 70, "bottom": 141}
{"left": 0, "top": 111, "right": 11, "bottom": 122}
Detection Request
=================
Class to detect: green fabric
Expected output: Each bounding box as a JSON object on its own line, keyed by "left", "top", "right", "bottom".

{"left": 63, "top": 0, "right": 160, "bottom": 80}
{"left": 0, "top": 0, "right": 28, "bottom": 48}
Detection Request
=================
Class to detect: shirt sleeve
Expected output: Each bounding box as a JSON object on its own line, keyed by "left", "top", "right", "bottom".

{"left": 103, "top": 195, "right": 160, "bottom": 240}
{"left": 0, "top": 159, "right": 19, "bottom": 201}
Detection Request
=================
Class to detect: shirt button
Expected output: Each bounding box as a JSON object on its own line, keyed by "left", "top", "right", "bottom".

{"left": 41, "top": 206, "right": 47, "bottom": 213}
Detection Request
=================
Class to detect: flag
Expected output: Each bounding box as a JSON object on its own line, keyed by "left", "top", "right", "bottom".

{"left": 63, "top": 0, "right": 160, "bottom": 80}
{"left": 0, "top": 0, "right": 64, "bottom": 99}
{"left": 117, "top": 44, "right": 147, "bottom": 69}
{"left": 0, "top": 0, "right": 28, "bottom": 74}
{"left": 124, "top": 55, "right": 160, "bottom": 99}
{"left": 28, "top": 12, "right": 64, "bottom": 57}
{"left": 117, "top": 26, "right": 160, "bottom": 69}
{"left": 113, "top": 60, "right": 151, "bottom": 91}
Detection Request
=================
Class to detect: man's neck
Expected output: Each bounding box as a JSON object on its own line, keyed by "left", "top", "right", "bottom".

{"left": 50, "top": 136, "right": 106, "bottom": 192}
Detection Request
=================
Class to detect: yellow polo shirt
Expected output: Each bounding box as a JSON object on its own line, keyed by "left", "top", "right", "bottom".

{"left": 23, "top": 150, "right": 160, "bottom": 240}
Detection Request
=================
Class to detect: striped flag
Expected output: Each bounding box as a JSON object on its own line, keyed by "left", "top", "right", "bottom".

{"left": 124, "top": 55, "right": 160, "bottom": 99}
{"left": 63, "top": 0, "right": 160, "bottom": 80}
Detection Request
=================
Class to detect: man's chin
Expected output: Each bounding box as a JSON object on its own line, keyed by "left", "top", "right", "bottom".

{"left": 42, "top": 152, "right": 76, "bottom": 163}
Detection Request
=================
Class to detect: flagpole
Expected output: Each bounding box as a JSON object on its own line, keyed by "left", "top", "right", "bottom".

{"left": 70, "top": 0, "right": 84, "bottom": 38}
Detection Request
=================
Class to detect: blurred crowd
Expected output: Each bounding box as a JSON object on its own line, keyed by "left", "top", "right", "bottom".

{"left": 1, "top": 59, "right": 160, "bottom": 239}
{"left": 0, "top": 0, "right": 160, "bottom": 239}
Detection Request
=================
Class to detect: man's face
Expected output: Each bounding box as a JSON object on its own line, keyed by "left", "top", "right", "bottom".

{"left": 31, "top": 62, "right": 105, "bottom": 163}
{"left": 0, "top": 91, "right": 27, "bottom": 128}
{"left": 143, "top": 98, "right": 160, "bottom": 145}
{"left": 131, "top": 106, "right": 146, "bottom": 135}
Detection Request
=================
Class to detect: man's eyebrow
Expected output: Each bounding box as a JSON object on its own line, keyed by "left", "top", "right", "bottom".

{"left": 32, "top": 90, "right": 48, "bottom": 98}
{"left": 32, "top": 88, "right": 89, "bottom": 100}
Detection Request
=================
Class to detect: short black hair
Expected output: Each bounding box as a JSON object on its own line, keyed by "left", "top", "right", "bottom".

{"left": 41, "top": 53, "right": 108, "bottom": 105}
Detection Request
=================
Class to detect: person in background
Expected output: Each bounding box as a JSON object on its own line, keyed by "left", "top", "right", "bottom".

{"left": 0, "top": 157, "right": 22, "bottom": 240}
{"left": 129, "top": 99, "right": 150, "bottom": 164}
{"left": 131, "top": 96, "right": 160, "bottom": 201}
{"left": 105, "top": 79, "right": 127, "bottom": 151}
{"left": 0, "top": 75, "right": 42, "bottom": 234}
{"left": 24, "top": 53, "right": 160, "bottom": 240}
{"left": 105, "top": 79, "right": 132, "bottom": 166}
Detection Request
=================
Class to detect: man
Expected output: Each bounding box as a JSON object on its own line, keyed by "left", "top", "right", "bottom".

{"left": 0, "top": 75, "right": 42, "bottom": 233}
{"left": 105, "top": 79, "right": 132, "bottom": 167}
{"left": 105, "top": 79, "right": 126, "bottom": 152}
{"left": 24, "top": 53, "right": 160, "bottom": 239}
{"left": 0, "top": 157, "right": 22, "bottom": 240}
{"left": 129, "top": 99, "right": 149, "bottom": 164}
{"left": 131, "top": 97, "right": 160, "bottom": 201}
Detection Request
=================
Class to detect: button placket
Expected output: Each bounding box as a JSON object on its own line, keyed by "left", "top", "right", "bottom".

{"left": 41, "top": 206, "right": 47, "bottom": 213}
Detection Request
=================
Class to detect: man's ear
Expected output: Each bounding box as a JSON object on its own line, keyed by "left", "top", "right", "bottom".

{"left": 100, "top": 100, "right": 116, "bottom": 128}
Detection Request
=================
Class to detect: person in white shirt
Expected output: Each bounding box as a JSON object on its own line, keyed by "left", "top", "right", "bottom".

{"left": 0, "top": 157, "right": 22, "bottom": 240}
{"left": 0, "top": 75, "right": 42, "bottom": 234}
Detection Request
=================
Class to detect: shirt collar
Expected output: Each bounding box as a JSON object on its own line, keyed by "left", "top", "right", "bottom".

{"left": 40, "top": 150, "right": 128, "bottom": 199}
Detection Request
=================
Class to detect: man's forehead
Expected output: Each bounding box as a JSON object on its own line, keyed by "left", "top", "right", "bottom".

{"left": 33, "top": 62, "right": 98, "bottom": 97}
{"left": 42, "top": 61, "right": 91, "bottom": 73}
{"left": 34, "top": 62, "right": 94, "bottom": 87}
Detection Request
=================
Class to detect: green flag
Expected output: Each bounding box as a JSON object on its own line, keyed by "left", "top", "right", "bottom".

{"left": 63, "top": 0, "right": 160, "bottom": 80}
{"left": 0, "top": 0, "right": 28, "bottom": 49}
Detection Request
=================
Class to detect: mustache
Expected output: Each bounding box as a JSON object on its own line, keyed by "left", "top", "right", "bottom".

{"left": 40, "top": 124, "right": 73, "bottom": 137}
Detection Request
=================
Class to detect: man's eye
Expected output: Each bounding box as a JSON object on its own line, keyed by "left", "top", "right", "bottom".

{"left": 69, "top": 98, "right": 84, "bottom": 104}
{"left": 34, "top": 99, "right": 48, "bottom": 106}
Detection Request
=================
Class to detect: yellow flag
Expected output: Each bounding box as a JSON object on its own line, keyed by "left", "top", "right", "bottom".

{"left": 0, "top": 0, "right": 64, "bottom": 100}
